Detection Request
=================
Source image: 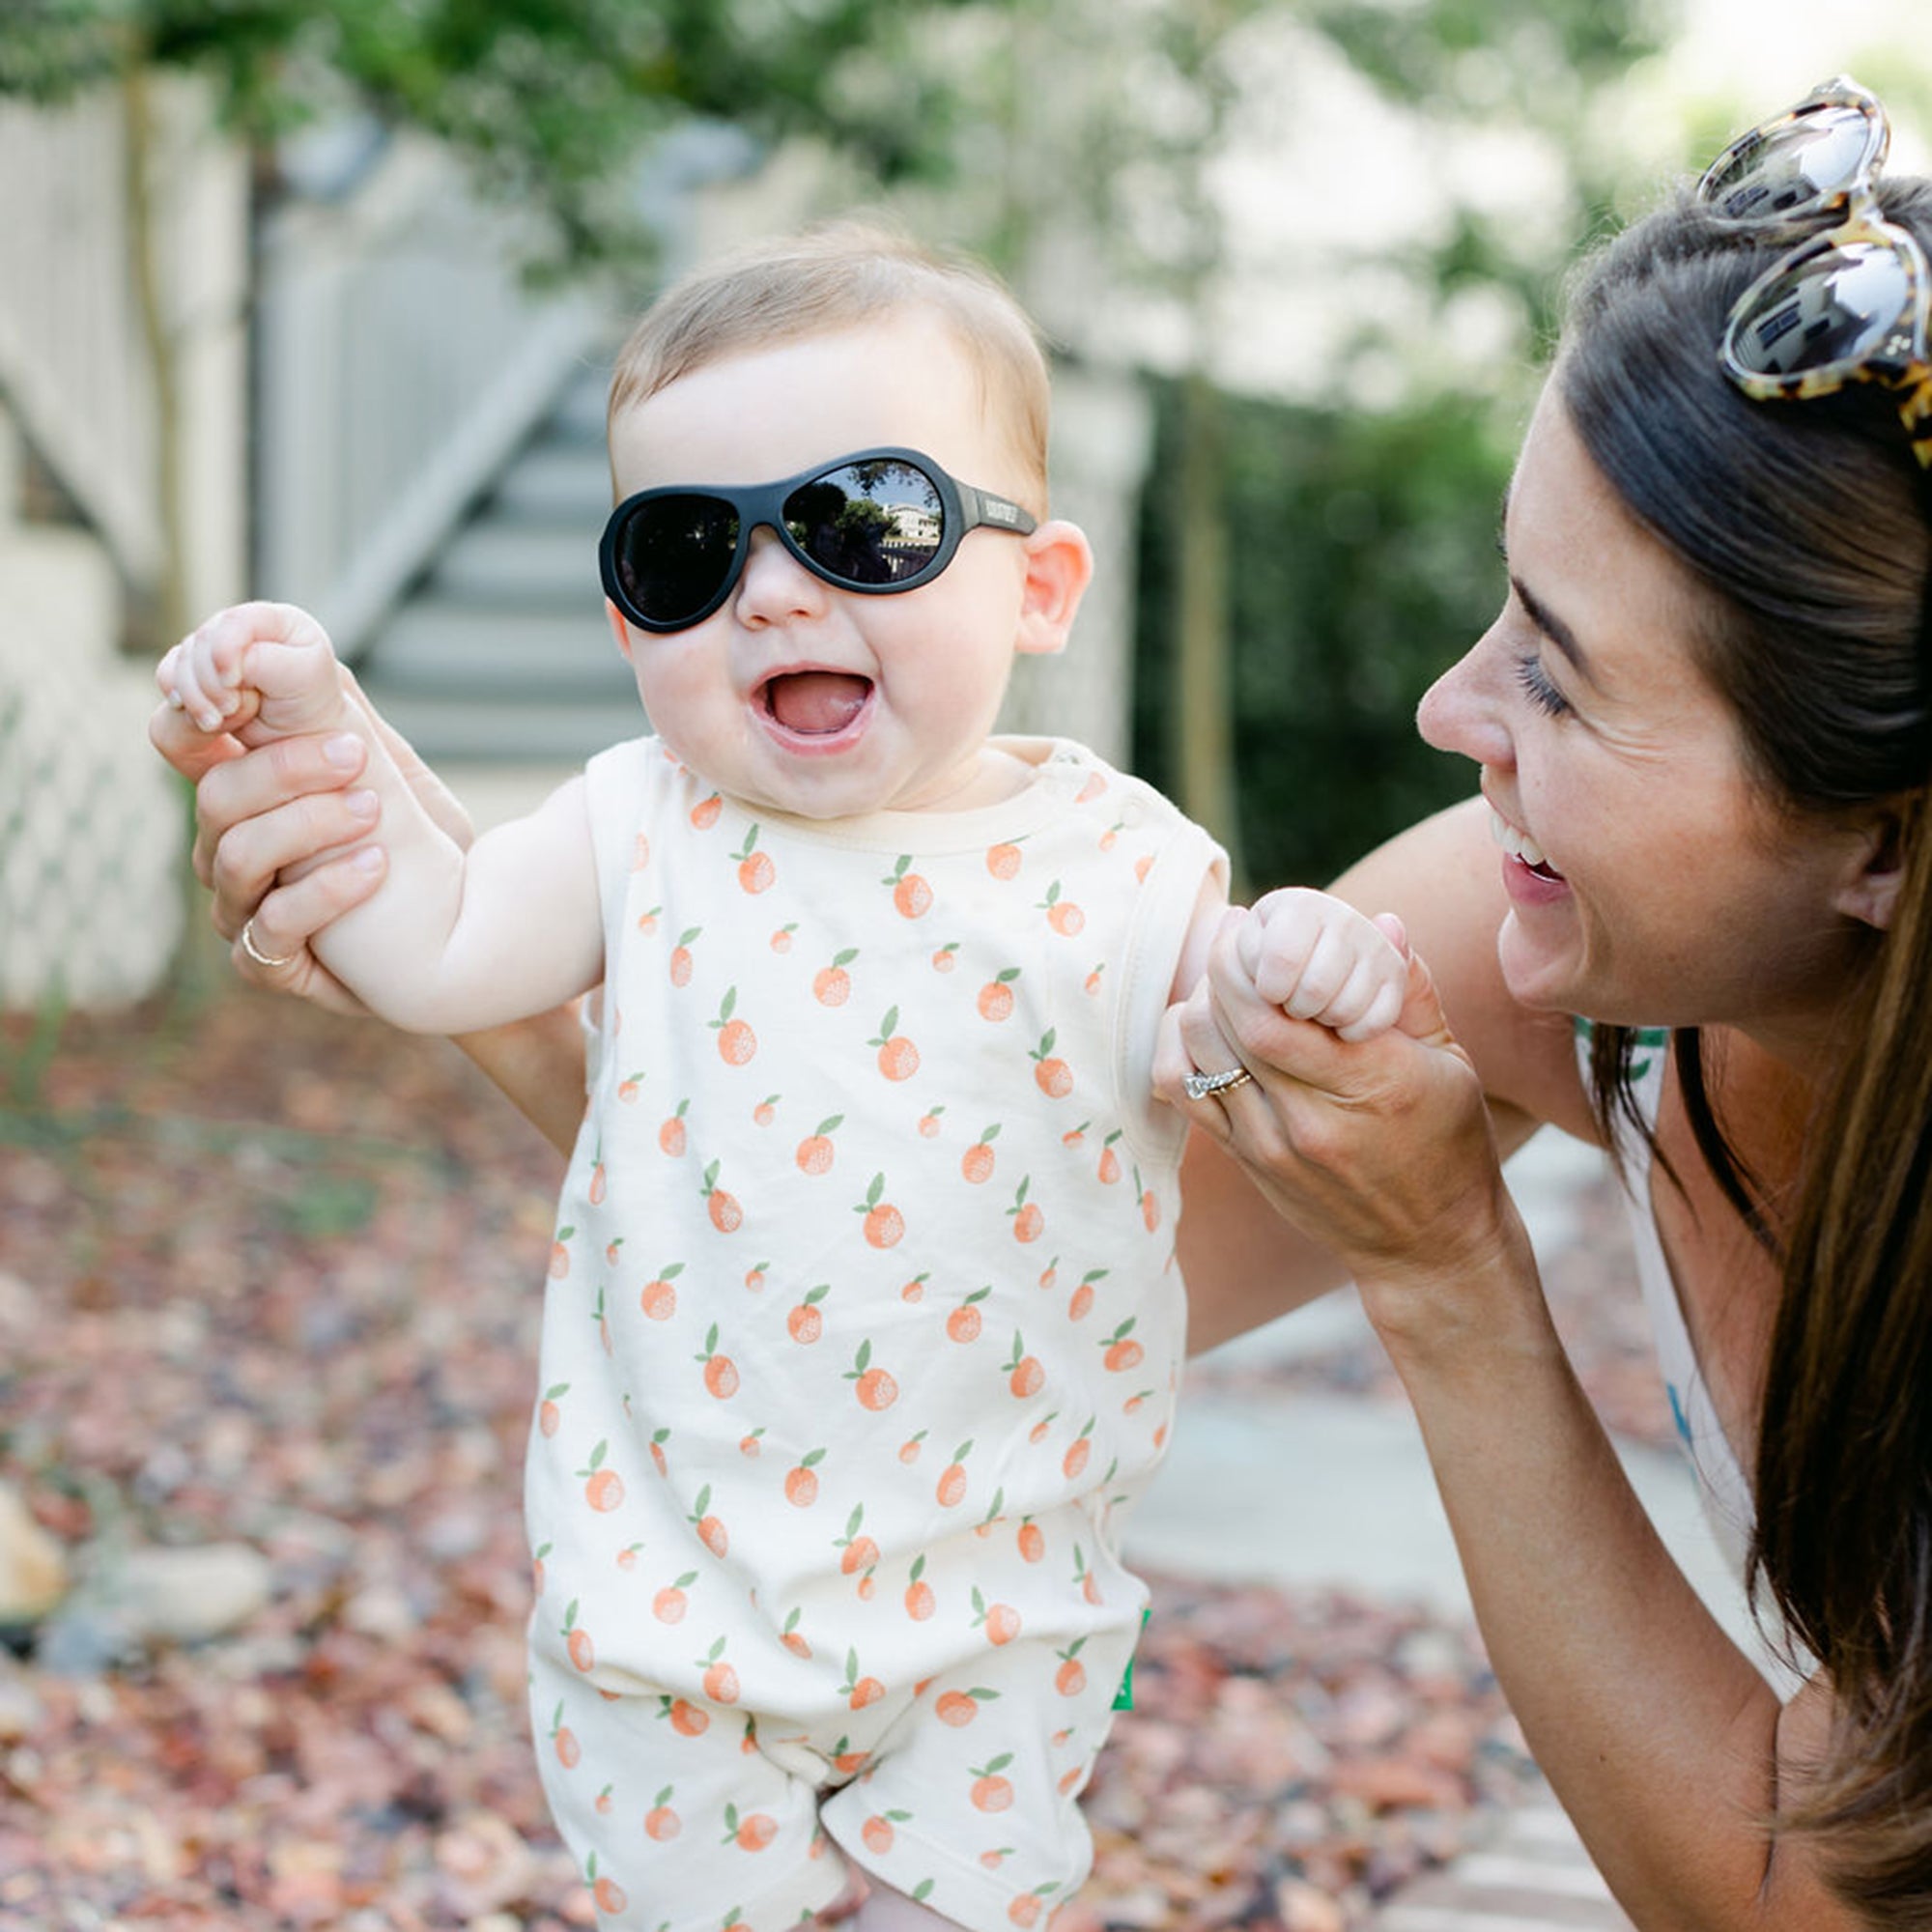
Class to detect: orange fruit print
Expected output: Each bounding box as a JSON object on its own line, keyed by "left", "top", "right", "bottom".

{"left": 870, "top": 1008, "right": 920, "bottom": 1080}
{"left": 585, "top": 1855, "right": 626, "bottom": 1915}
{"left": 710, "top": 987, "right": 756, "bottom": 1065}
{"left": 814, "top": 948, "right": 857, "bottom": 1005}
{"left": 858, "top": 1173, "right": 904, "bottom": 1247}
{"left": 969, "top": 1755, "right": 1015, "bottom": 1811}
{"left": 700, "top": 1638, "right": 740, "bottom": 1704}
{"left": 845, "top": 1341, "right": 897, "bottom": 1410}
{"left": 960, "top": 1124, "right": 999, "bottom": 1182}
{"left": 579, "top": 1440, "right": 624, "bottom": 1512}
{"left": 640, "top": 1263, "right": 681, "bottom": 1321}
{"left": 668, "top": 925, "right": 700, "bottom": 985}
{"left": 1030, "top": 1030, "right": 1074, "bottom": 1098}
{"left": 734, "top": 824, "right": 775, "bottom": 894}
{"left": 885, "top": 854, "right": 932, "bottom": 918}
{"left": 796, "top": 1115, "right": 841, "bottom": 1175}
{"left": 1040, "top": 881, "right": 1085, "bottom": 934}
{"left": 977, "top": 968, "right": 1019, "bottom": 1021}
{"left": 1008, "top": 1178, "right": 1044, "bottom": 1243}
{"left": 700, "top": 1162, "right": 742, "bottom": 1235}
{"left": 644, "top": 1786, "right": 681, "bottom": 1840}
{"left": 696, "top": 1326, "right": 739, "bottom": 1399}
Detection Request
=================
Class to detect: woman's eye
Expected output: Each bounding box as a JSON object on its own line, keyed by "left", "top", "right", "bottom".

{"left": 1515, "top": 653, "right": 1571, "bottom": 718}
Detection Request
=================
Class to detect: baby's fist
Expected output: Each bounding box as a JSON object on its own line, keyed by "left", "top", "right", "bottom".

{"left": 1238, "top": 888, "right": 1408, "bottom": 1042}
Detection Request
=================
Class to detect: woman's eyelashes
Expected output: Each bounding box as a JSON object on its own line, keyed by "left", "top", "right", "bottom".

{"left": 1514, "top": 651, "right": 1571, "bottom": 717}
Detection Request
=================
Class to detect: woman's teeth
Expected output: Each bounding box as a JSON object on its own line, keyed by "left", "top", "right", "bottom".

{"left": 1489, "top": 808, "right": 1564, "bottom": 879}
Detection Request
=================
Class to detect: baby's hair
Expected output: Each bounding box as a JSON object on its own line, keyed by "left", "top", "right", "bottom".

{"left": 608, "top": 218, "right": 1053, "bottom": 513}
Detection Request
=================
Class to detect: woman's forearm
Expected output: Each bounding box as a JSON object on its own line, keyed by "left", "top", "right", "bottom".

{"left": 452, "top": 1002, "right": 590, "bottom": 1159}
{"left": 1369, "top": 1243, "right": 1850, "bottom": 1930}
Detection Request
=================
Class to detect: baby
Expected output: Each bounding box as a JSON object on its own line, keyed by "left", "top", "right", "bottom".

{"left": 160, "top": 225, "right": 1407, "bottom": 1932}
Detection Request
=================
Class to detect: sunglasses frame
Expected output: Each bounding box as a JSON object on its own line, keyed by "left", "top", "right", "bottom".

{"left": 1699, "top": 76, "right": 1932, "bottom": 466}
{"left": 599, "top": 445, "right": 1038, "bottom": 635}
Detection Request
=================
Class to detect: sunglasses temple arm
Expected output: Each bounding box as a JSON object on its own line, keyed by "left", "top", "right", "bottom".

{"left": 958, "top": 482, "right": 1037, "bottom": 537}
{"left": 1901, "top": 373, "right": 1932, "bottom": 469}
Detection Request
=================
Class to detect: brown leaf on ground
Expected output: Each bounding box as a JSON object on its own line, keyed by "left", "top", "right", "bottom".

{"left": 0, "top": 988, "right": 1577, "bottom": 1928}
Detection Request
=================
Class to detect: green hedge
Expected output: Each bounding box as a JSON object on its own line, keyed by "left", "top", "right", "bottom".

{"left": 1132, "top": 377, "right": 1521, "bottom": 891}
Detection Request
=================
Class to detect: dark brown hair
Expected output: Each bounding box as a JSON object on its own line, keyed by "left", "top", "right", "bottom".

{"left": 1561, "top": 181, "right": 1932, "bottom": 1921}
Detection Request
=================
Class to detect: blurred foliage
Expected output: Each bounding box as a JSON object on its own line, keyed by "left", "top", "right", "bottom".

{"left": 0, "top": 0, "right": 978, "bottom": 270}
{"left": 1133, "top": 378, "right": 1519, "bottom": 891}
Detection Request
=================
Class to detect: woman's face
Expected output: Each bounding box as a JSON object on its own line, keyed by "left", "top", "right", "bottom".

{"left": 1416, "top": 383, "right": 1880, "bottom": 1046}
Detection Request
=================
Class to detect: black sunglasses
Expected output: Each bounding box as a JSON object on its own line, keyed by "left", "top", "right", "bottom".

{"left": 599, "top": 445, "right": 1038, "bottom": 634}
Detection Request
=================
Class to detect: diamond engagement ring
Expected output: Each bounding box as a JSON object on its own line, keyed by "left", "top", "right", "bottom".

{"left": 1182, "top": 1065, "right": 1255, "bottom": 1102}
{"left": 239, "top": 917, "right": 295, "bottom": 970}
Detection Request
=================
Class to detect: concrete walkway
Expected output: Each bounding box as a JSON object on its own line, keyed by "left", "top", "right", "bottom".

{"left": 1122, "top": 1128, "right": 1764, "bottom": 1931}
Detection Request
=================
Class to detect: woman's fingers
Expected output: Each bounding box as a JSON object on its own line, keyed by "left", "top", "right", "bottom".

{"left": 189, "top": 729, "right": 369, "bottom": 896}
{"left": 204, "top": 785, "right": 381, "bottom": 934}
{"left": 227, "top": 849, "right": 389, "bottom": 1016}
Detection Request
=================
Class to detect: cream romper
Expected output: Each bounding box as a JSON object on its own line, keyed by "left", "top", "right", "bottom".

{"left": 526, "top": 735, "right": 1225, "bottom": 1932}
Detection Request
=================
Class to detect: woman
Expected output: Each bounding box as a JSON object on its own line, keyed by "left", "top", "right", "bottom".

{"left": 153, "top": 82, "right": 1932, "bottom": 1926}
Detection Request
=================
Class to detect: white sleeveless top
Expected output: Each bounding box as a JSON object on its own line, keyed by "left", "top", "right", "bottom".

{"left": 526, "top": 734, "right": 1227, "bottom": 1718}
{"left": 1578, "top": 1021, "right": 1757, "bottom": 1580}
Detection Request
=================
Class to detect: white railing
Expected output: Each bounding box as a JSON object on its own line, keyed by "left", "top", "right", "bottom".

{"left": 0, "top": 74, "right": 249, "bottom": 628}
{"left": 0, "top": 83, "right": 164, "bottom": 591}
{"left": 255, "top": 133, "right": 609, "bottom": 657}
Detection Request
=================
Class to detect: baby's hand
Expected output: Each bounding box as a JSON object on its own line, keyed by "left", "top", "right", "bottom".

{"left": 157, "top": 601, "right": 343, "bottom": 740}
{"left": 1235, "top": 887, "right": 1408, "bottom": 1042}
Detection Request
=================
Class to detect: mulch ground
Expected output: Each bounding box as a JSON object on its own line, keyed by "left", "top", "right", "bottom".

{"left": 0, "top": 977, "right": 1669, "bottom": 1930}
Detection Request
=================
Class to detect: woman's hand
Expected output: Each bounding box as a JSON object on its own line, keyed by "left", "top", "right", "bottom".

{"left": 148, "top": 664, "right": 472, "bottom": 1014}
{"left": 1156, "top": 901, "right": 1529, "bottom": 1344}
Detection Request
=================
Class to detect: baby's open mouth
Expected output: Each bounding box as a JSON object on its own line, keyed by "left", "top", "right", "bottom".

{"left": 762, "top": 671, "right": 873, "bottom": 736}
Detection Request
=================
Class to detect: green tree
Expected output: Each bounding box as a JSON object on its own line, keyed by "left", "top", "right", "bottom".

{"left": 932, "top": 0, "right": 1666, "bottom": 885}
{"left": 0, "top": 0, "right": 981, "bottom": 640}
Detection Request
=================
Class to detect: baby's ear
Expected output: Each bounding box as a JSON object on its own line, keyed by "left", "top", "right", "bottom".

{"left": 1014, "top": 520, "right": 1094, "bottom": 657}
{"left": 607, "top": 598, "right": 639, "bottom": 664}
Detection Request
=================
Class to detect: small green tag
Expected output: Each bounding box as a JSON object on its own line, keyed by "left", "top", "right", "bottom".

{"left": 1111, "top": 1606, "right": 1152, "bottom": 1711}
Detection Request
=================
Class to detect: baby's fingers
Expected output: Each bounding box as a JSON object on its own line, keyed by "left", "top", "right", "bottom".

{"left": 157, "top": 633, "right": 238, "bottom": 734}
{"left": 1330, "top": 969, "right": 1408, "bottom": 1042}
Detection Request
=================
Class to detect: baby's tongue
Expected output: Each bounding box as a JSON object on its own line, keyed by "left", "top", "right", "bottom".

{"left": 767, "top": 671, "right": 871, "bottom": 735}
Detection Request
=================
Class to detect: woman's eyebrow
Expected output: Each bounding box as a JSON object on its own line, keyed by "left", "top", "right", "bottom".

{"left": 1496, "top": 481, "right": 1598, "bottom": 683}
{"left": 1511, "top": 574, "right": 1597, "bottom": 683}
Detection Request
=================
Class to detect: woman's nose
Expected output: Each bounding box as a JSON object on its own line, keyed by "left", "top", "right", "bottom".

{"left": 1416, "top": 627, "right": 1515, "bottom": 768}
{"left": 733, "top": 525, "right": 827, "bottom": 625}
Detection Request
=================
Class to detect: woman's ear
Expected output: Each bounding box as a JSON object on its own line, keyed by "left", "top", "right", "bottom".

{"left": 1013, "top": 520, "right": 1094, "bottom": 657}
{"left": 1833, "top": 803, "right": 1908, "bottom": 930}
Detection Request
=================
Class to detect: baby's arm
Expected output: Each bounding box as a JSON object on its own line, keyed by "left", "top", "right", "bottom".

{"left": 158, "top": 603, "right": 603, "bottom": 1034}
{"left": 1236, "top": 887, "right": 1409, "bottom": 1042}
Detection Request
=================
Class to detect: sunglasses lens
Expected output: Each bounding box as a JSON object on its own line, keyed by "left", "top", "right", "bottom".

{"left": 784, "top": 459, "right": 946, "bottom": 586}
{"left": 1730, "top": 239, "right": 1914, "bottom": 378}
{"left": 1703, "top": 103, "right": 1880, "bottom": 222}
{"left": 615, "top": 495, "right": 740, "bottom": 626}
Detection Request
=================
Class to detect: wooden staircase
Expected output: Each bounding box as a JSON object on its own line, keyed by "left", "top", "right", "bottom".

{"left": 348, "top": 361, "right": 638, "bottom": 767}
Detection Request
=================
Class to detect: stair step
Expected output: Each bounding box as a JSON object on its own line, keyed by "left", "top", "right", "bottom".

{"left": 490, "top": 443, "right": 613, "bottom": 524}
{"left": 552, "top": 364, "right": 614, "bottom": 443}
{"left": 366, "top": 602, "right": 630, "bottom": 698}
{"left": 355, "top": 690, "right": 640, "bottom": 766}
{"left": 436, "top": 522, "right": 600, "bottom": 604}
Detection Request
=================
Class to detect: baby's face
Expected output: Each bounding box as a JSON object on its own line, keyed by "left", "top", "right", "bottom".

{"left": 606, "top": 314, "right": 1045, "bottom": 820}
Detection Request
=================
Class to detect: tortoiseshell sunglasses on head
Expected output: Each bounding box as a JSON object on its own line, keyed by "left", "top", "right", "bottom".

{"left": 1698, "top": 75, "right": 1932, "bottom": 468}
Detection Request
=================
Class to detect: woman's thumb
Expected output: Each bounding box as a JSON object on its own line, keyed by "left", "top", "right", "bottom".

{"left": 1396, "top": 944, "right": 1457, "bottom": 1050}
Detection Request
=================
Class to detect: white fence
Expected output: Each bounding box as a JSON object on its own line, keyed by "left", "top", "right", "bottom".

{"left": 255, "top": 134, "right": 606, "bottom": 658}
{"left": 0, "top": 73, "right": 247, "bottom": 632}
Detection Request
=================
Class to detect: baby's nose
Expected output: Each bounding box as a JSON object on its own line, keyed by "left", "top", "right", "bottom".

{"left": 734, "top": 525, "right": 828, "bottom": 624}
